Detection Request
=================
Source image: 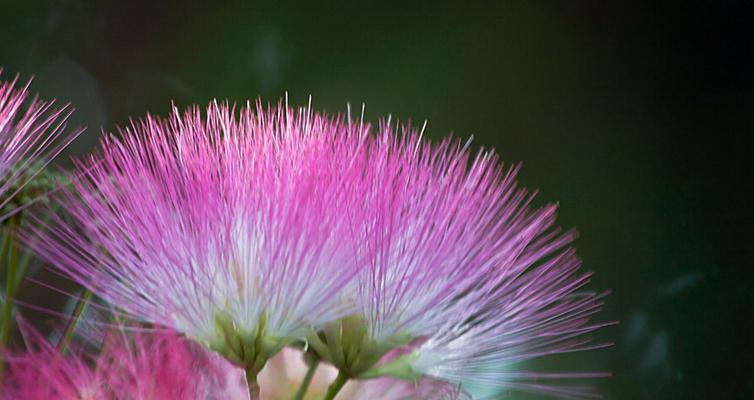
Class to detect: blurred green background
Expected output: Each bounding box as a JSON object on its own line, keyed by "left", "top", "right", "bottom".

{"left": 1, "top": 1, "right": 752, "bottom": 399}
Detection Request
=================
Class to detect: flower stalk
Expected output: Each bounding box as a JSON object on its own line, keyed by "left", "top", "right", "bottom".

{"left": 292, "top": 358, "right": 320, "bottom": 400}
{"left": 57, "top": 287, "right": 93, "bottom": 354}
{"left": 322, "top": 372, "right": 348, "bottom": 400}
{"left": 0, "top": 215, "right": 19, "bottom": 378}
{"left": 245, "top": 367, "right": 260, "bottom": 399}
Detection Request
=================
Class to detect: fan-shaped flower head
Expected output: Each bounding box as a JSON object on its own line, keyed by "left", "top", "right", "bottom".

{"left": 307, "top": 121, "right": 611, "bottom": 398}
{"left": 28, "top": 101, "right": 367, "bottom": 391}
{"left": 0, "top": 323, "right": 247, "bottom": 399}
{"left": 0, "top": 70, "right": 80, "bottom": 216}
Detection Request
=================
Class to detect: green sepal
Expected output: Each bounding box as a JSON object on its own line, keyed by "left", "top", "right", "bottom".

{"left": 357, "top": 353, "right": 422, "bottom": 383}
{"left": 306, "top": 315, "right": 414, "bottom": 378}
{"left": 305, "top": 330, "right": 333, "bottom": 361}
{"left": 207, "top": 311, "right": 289, "bottom": 376}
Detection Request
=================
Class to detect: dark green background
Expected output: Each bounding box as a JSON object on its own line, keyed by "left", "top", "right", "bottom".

{"left": 1, "top": 1, "right": 752, "bottom": 399}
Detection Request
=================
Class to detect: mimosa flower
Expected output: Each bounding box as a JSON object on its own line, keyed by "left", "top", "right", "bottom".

{"left": 0, "top": 324, "right": 247, "bottom": 400}
{"left": 0, "top": 71, "right": 80, "bottom": 215}
{"left": 27, "top": 101, "right": 366, "bottom": 392}
{"left": 309, "top": 123, "right": 611, "bottom": 398}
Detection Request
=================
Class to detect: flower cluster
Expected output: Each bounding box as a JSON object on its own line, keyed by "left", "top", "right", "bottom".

{"left": 24, "top": 99, "right": 610, "bottom": 399}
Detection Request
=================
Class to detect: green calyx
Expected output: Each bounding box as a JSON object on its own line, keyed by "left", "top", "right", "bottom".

{"left": 0, "top": 160, "right": 68, "bottom": 215}
{"left": 306, "top": 315, "right": 416, "bottom": 380}
{"left": 208, "top": 311, "right": 287, "bottom": 378}
{"left": 358, "top": 353, "right": 422, "bottom": 382}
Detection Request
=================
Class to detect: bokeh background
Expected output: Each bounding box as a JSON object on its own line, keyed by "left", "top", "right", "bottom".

{"left": 1, "top": 1, "right": 752, "bottom": 399}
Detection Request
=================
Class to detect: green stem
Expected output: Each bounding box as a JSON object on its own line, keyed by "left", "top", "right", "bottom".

{"left": 293, "top": 359, "right": 320, "bottom": 400}
{"left": 0, "top": 216, "right": 19, "bottom": 378}
{"left": 323, "top": 372, "right": 348, "bottom": 400}
{"left": 14, "top": 246, "right": 34, "bottom": 288}
{"left": 245, "top": 366, "right": 260, "bottom": 399}
{"left": 58, "top": 288, "right": 94, "bottom": 354}
{"left": 0, "top": 226, "right": 9, "bottom": 268}
{"left": 14, "top": 204, "right": 57, "bottom": 287}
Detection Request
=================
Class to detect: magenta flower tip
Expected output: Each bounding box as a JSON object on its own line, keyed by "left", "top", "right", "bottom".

{"left": 0, "top": 70, "right": 81, "bottom": 216}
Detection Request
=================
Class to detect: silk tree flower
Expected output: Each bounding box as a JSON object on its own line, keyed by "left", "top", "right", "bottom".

{"left": 308, "top": 122, "right": 611, "bottom": 399}
{"left": 0, "top": 71, "right": 80, "bottom": 216}
{"left": 26, "top": 101, "right": 366, "bottom": 394}
{"left": 0, "top": 323, "right": 247, "bottom": 399}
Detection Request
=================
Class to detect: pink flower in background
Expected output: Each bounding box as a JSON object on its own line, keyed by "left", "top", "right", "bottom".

{"left": 0, "top": 323, "right": 247, "bottom": 400}
{"left": 0, "top": 71, "right": 80, "bottom": 214}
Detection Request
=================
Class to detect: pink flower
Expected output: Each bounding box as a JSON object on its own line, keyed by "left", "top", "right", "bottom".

{"left": 1, "top": 322, "right": 247, "bottom": 400}
{"left": 27, "top": 101, "right": 366, "bottom": 380}
{"left": 0, "top": 71, "right": 80, "bottom": 215}
{"left": 311, "top": 121, "right": 612, "bottom": 398}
